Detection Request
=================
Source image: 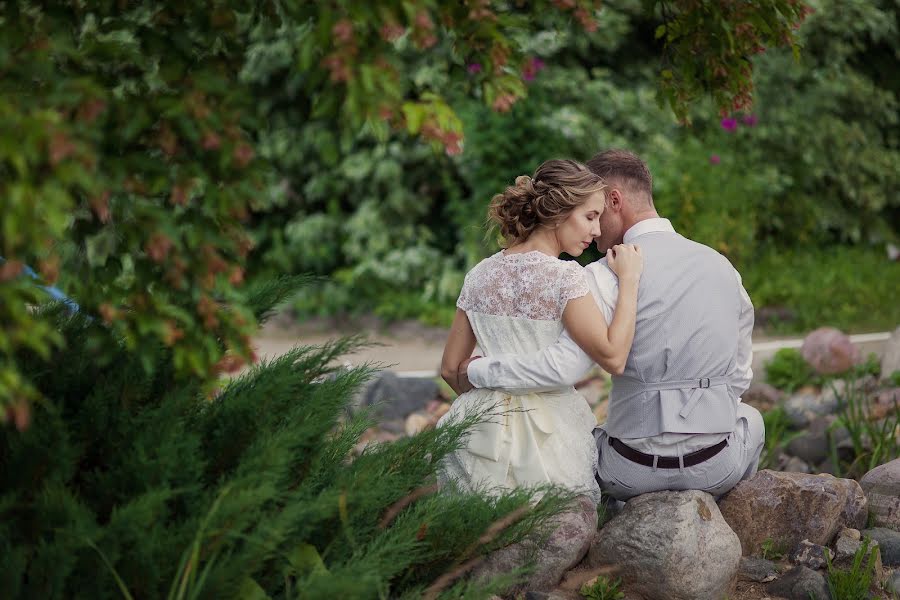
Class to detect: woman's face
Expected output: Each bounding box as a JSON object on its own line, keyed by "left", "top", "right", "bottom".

{"left": 555, "top": 191, "right": 605, "bottom": 257}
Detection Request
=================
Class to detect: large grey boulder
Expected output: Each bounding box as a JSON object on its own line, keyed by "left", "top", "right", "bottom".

{"left": 860, "top": 459, "right": 900, "bottom": 531}
{"left": 719, "top": 470, "right": 867, "bottom": 555}
{"left": 472, "top": 496, "right": 597, "bottom": 593}
{"left": 586, "top": 490, "right": 740, "bottom": 600}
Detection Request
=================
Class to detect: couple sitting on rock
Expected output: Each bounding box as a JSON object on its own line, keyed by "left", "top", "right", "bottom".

{"left": 438, "top": 149, "right": 765, "bottom": 503}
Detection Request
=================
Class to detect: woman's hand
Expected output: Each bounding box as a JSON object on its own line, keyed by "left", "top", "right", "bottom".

{"left": 606, "top": 244, "right": 643, "bottom": 283}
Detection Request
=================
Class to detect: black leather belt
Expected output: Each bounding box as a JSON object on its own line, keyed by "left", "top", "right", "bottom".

{"left": 609, "top": 437, "right": 728, "bottom": 469}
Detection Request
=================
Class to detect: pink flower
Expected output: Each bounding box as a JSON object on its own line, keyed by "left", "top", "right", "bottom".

{"left": 741, "top": 114, "right": 759, "bottom": 127}
{"left": 709, "top": 154, "right": 721, "bottom": 165}
{"left": 467, "top": 63, "right": 482, "bottom": 74}
{"left": 720, "top": 117, "right": 738, "bottom": 132}
{"left": 521, "top": 57, "right": 546, "bottom": 82}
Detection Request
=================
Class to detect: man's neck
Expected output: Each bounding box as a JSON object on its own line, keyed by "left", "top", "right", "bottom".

{"left": 622, "top": 209, "right": 661, "bottom": 234}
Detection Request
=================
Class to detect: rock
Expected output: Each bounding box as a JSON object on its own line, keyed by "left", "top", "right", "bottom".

{"left": 473, "top": 496, "right": 597, "bottom": 593}
{"left": 404, "top": 412, "right": 432, "bottom": 436}
{"left": 862, "top": 528, "right": 900, "bottom": 566}
{"left": 882, "top": 327, "right": 900, "bottom": 382}
{"left": 586, "top": 490, "right": 740, "bottom": 600}
{"left": 886, "top": 570, "right": 900, "bottom": 598}
{"left": 359, "top": 372, "right": 439, "bottom": 421}
{"left": 719, "top": 470, "right": 868, "bottom": 555}
{"left": 860, "top": 459, "right": 900, "bottom": 531}
{"left": 783, "top": 389, "right": 843, "bottom": 429}
{"left": 790, "top": 539, "right": 833, "bottom": 570}
{"left": 766, "top": 565, "right": 831, "bottom": 600}
{"left": 801, "top": 327, "right": 861, "bottom": 375}
{"left": 781, "top": 455, "right": 812, "bottom": 474}
{"left": 835, "top": 530, "right": 862, "bottom": 562}
{"left": 870, "top": 388, "right": 900, "bottom": 421}
{"left": 742, "top": 382, "right": 785, "bottom": 413}
{"left": 785, "top": 417, "right": 832, "bottom": 465}
{"left": 739, "top": 556, "right": 780, "bottom": 583}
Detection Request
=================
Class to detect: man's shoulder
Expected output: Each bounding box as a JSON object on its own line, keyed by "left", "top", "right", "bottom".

{"left": 585, "top": 259, "right": 617, "bottom": 285}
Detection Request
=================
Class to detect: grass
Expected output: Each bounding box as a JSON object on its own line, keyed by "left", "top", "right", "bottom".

{"left": 825, "top": 536, "right": 880, "bottom": 600}
{"left": 742, "top": 246, "right": 900, "bottom": 335}
{"left": 580, "top": 575, "right": 625, "bottom": 600}
{"left": 760, "top": 537, "right": 787, "bottom": 561}
{"left": 827, "top": 379, "right": 900, "bottom": 479}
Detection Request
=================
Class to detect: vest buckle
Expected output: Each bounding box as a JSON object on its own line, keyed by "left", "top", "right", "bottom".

{"left": 699, "top": 378, "right": 710, "bottom": 388}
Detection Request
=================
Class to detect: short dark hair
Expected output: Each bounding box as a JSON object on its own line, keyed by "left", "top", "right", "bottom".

{"left": 586, "top": 149, "right": 653, "bottom": 202}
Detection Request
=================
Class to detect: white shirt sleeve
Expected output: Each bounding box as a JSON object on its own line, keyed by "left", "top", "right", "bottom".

{"left": 732, "top": 268, "right": 755, "bottom": 399}
{"left": 467, "top": 261, "right": 618, "bottom": 393}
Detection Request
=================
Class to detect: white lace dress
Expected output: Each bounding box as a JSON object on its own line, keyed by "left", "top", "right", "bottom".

{"left": 437, "top": 250, "right": 601, "bottom": 504}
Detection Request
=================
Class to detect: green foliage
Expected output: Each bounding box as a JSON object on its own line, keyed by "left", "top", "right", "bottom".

{"left": 0, "top": 291, "right": 573, "bottom": 599}
{"left": 760, "top": 406, "right": 793, "bottom": 471}
{"left": 826, "top": 536, "right": 880, "bottom": 600}
{"left": 828, "top": 379, "right": 900, "bottom": 479}
{"left": 760, "top": 537, "right": 787, "bottom": 561}
{"left": 580, "top": 575, "right": 625, "bottom": 600}
{"left": 743, "top": 247, "right": 900, "bottom": 334}
{"left": 891, "top": 371, "right": 900, "bottom": 387}
{"left": 765, "top": 349, "right": 814, "bottom": 393}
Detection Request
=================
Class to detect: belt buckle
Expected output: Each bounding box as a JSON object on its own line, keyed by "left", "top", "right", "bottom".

{"left": 699, "top": 377, "right": 710, "bottom": 388}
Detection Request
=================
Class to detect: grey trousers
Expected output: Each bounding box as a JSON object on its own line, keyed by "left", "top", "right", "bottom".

{"left": 595, "top": 403, "right": 765, "bottom": 501}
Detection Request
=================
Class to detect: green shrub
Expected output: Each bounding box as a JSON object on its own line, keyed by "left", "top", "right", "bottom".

{"left": 764, "top": 349, "right": 814, "bottom": 393}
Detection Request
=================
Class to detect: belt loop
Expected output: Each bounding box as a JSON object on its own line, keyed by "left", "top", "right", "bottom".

{"left": 699, "top": 377, "right": 710, "bottom": 388}
{"left": 652, "top": 454, "right": 659, "bottom": 472}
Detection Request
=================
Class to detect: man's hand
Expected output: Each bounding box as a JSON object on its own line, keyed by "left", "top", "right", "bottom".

{"left": 455, "top": 355, "right": 482, "bottom": 394}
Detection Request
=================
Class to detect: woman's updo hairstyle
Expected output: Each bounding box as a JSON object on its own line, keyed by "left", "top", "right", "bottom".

{"left": 488, "top": 159, "right": 607, "bottom": 246}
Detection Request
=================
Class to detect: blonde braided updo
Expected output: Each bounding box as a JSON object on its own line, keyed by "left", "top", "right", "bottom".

{"left": 488, "top": 159, "right": 607, "bottom": 246}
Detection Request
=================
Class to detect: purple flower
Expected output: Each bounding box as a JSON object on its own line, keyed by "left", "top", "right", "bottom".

{"left": 741, "top": 114, "right": 759, "bottom": 127}
{"left": 720, "top": 117, "right": 738, "bottom": 132}
{"left": 521, "top": 57, "right": 546, "bottom": 82}
{"left": 467, "top": 62, "right": 482, "bottom": 74}
{"left": 709, "top": 154, "right": 721, "bottom": 165}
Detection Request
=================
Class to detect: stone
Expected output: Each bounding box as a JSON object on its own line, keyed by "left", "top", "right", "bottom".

{"left": 358, "top": 371, "right": 439, "bottom": 421}
{"left": 785, "top": 417, "right": 832, "bottom": 465}
{"left": 886, "top": 570, "right": 900, "bottom": 598}
{"left": 882, "top": 327, "right": 900, "bottom": 382}
{"left": 742, "top": 382, "right": 785, "bottom": 413}
{"left": 801, "top": 327, "right": 861, "bottom": 375}
{"left": 473, "top": 496, "right": 597, "bottom": 593}
{"left": 738, "top": 556, "right": 780, "bottom": 583}
{"left": 586, "top": 490, "right": 740, "bottom": 600}
{"left": 404, "top": 412, "right": 432, "bottom": 436}
{"left": 784, "top": 390, "right": 843, "bottom": 430}
{"left": 766, "top": 565, "right": 831, "bottom": 600}
{"left": 718, "top": 470, "right": 868, "bottom": 555}
{"left": 834, "top": 531, "right": 862, "bottom": 562}
{"left": 790, "top": 539, "right": 833, "bottom": 570}
{"left": 862, "top": 528, "right": 900, "bottom": 566}
{"left": 860, "top": 459, "right": 900, "bottom": 531}
{"left": 781, "top": 455, "right": 812, "bottom": 474}
{"left": 869, "top": 387, "right": 900, "bottom": 421}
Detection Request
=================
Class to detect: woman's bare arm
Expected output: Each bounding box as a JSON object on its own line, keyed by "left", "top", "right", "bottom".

{"left": 561, "top": 244, "right": 642, "bottom": 375}
{"left": 440, "top": 309, "right": 478, "bottom": 395}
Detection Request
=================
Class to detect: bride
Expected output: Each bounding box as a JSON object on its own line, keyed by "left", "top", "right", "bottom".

{"left": 437, "top": 159, "right": 643, "bottom": 503}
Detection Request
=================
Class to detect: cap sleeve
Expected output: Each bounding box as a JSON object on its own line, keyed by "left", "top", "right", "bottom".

{"left": 559, "top": 262, "right": 590, "bottom": 304}
{"left": 456, "top": 270, "right": 474, "bottom": 312}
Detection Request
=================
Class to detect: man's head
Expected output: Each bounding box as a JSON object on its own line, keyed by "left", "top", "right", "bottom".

{"left": 586, "top": 149, "right": 658, "bottom": 252}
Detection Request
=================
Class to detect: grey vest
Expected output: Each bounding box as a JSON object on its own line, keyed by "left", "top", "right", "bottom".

{"left": 606, "top": 231, "right": 741, "bottom": 438}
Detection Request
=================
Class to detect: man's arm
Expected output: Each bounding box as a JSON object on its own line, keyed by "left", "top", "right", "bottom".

{"left": 465, "top": 262, "right": 618, "bottom": 393}
{"left": 732, "top": 270, "right": 754, "bottom": 398}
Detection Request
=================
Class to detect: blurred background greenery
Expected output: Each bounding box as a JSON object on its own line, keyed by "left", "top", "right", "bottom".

{"left": 249, "top": 0, "right": 899, "bottom": 333}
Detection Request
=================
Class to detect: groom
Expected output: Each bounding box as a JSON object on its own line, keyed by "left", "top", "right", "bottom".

{"left": 461, "top": 149, "right": 765, "bottom": 501}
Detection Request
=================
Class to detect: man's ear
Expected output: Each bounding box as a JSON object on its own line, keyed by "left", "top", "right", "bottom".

{"left": 607, "top": 188, "right": 622, "bottom": 210}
